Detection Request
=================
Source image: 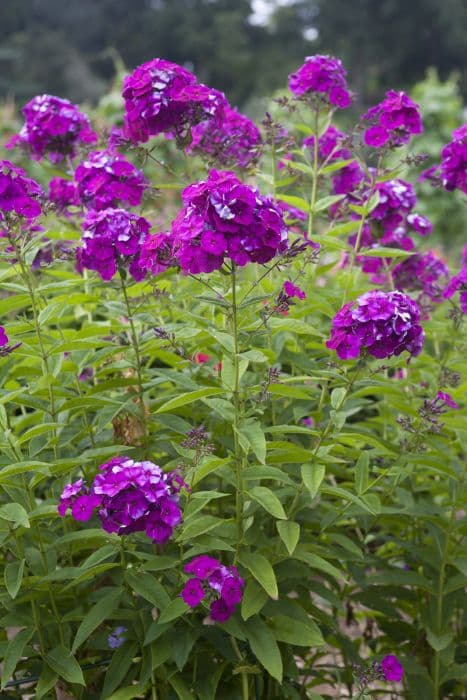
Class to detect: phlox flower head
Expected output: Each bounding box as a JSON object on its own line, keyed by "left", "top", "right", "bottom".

{"left": 439, "top": 124, "right": 467, "bottom": 194}
{"left": 189, "top": 104, "right": 262, "bottom": 168}
{"left": 122, "top": 58, "right": 227, "bottom": 143}
{"left": 165, "top": 169, "right": 288, "bottom": 274}
{"left": 289, "top": 55, "right": 352, "bottom": 108}
{"left": 79, "top": 208, "right": 150, "bottom": 281}
{"left": 381, "top": 655, "right": 404, "bottom": 683}
{"left": 181, "top": 555, "right": 244, "bottom": 622}
{"left": 74, "top": 150, "right": 147, "bottom": 210}
{"left": 363, "top": 90, "right": 423, "bottom": 148}
{"left": 0, "top": 160, "right": 43, "bottom": 222}
{"left": 58, "top": 457, "right": 186, "bottom": 545}
{"left": 7, "top": 94, "right": 97, "bottom": 162}
{"left": 326, "top": 290, "right": 424, "bottom": 360}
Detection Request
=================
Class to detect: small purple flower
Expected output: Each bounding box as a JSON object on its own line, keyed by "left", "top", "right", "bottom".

{"left": 284, "top": 281, "right": 306, "bottom": 299}
{"left": 138, "top": 232, "right": 177, "bottom": 276}
{"left": 71, "top": 494, "right": 101, "bottom": 521}
{"left": 436, "top": 391, "right": 459, "bottom": 410}
{"left": 181, "top": 578, "right": 205, "bottom": 607}
{"left": 302, "top": 416, "right": 314, "bottom": 428}
{"left": 6, "top": 94, "right": 97, "bottom": 163}
{"left": 74, "top": 151, "right": 147, "bottom": 211}
{"left": 381, "top": 655, "right": 404, "bottom": 682}
{"left": 439, "top": 124, "right": 467, "bottom": 194}
{"left": 108, "top": 626, "right": 127, "bottom": 649}
{"left": 326, "top": 290, "right": 424, "bottom": 360}
{"left": 362, "top": 90, "right": 423, "bottom": 147}
{"left": 0, "top": 327, "right": 9, "bottom": 347}
{"left": 289, "top": 55, "right": 352, "bottom": 108}
{"left": 122, "top": 58, "right": 227, "bottom": 144}
{"left": 79, "top": 208, "right": 150, "bottom": 281}
{"left": 49, "top": 177, "right": 80, "bottom": 214}
{"left": 209, "top": 598, "right": 234, "bottom": 623}
{"left": 443, "top": 265, "right": 467, "bottom": 313}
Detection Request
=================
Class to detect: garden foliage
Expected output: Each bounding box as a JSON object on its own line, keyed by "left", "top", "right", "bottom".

{"left": 0, "top": 54, "right": 465, "bottom": 700}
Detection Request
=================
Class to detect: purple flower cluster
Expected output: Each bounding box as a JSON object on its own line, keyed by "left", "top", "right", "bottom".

{"left": 289, "top": 55, "right": 352, "bottom": 108}
{"left": 78, "top": 208, "right": 150, "bottom": 281}
{"left": 166, "top": 169, "right": 288, "bottom": 274}
{"left": 189, "top": 104, "right": 261, "bottom": 168}
{"left": 423, "top": 124, "right": 467, "bottom": 194}
{"left": 304, "top": 126, "right": 364, "bottom": 194}
{"left": 0, "top": 160, "right": 43, "bottom": 222}
{"left": 122, "top": 58, "right": 227, "bottom": 143}
{"left": 381, "top": 655, "right": 404, "bottom": 683}
{"left": 48, "top": 177, "right": 80, "bottom": 214}
{"left": 392, "top": 251, "right": 449, "bottom": 302}
{"left": 58, "top": 457, "right": 186, "bottom": 544}
{"left": 181, "top": 555, "right": 244, "bottom": 622}
{"left": 363, "top": 90, "right": 423, "bottom": 147}
{"left": 326, "top": 290, "right": 424, "bottom": 360}
{"left": 7, "top": 94, "right": 97, "bottom": 162}
{"left": 74, "top": 151, "right": 147, "bottom": 210}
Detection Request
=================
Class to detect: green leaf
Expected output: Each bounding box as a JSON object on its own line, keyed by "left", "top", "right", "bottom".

{"left": 72, "top": 589, "right": 122, "bottom": 653}
{"left": 156, "top": 387, "right": 224, "bottom": 413}
{"left": 45, "top": 645, "right": 85, "bottom": 685}
{"left": 241, "top": 580, "right": 268, "bottom": 621}
{"left": 330, "top": 387, "right": 346, "bottom": 409}
{"left": 239, "top": 552, "right": 278, "bottom": 599}
{"left": 101, "top": 641, "right": 138, "bottom": 699}
{"left": 294, "top": 549, "right": 347, "bottom": 582}
{"left": 237, "top": 420, "right": 266, "bottom": 464}
{"left": 320, "top": 158, "right": 354, "bottom": 175}
{"left": 125, "top": 571, "right": 170, "bottom": 609}
{"left": 268, "top": 615, "right": 324, "bottom": 647}
{"left": 355, "top": 452, "right": 369, "bottom": 495}
{"left": 1, "top": 627, "right": 34, "bottom": 689}
{"left": 244, "top": 617, "right": 283, "bottom": 682}
{"left": 278, "top": 195, "right": 310, "bottom": 213}
{"left": 312, "top": 194, "right": 344, "bottom": 213}
{"left": 35, "top": 665, "right": 58, "bottom": 699}
{"left": 192, "top": 456, "right": 230, "bottom": 486}
{"left": 276, "top": 521, "right": 300, "bottom": 555}
{"left": 249, "top": 486, "right": 286, "bottom": 520}
{"left": 105, "top": 686, "right": 147, "bottom": 700}
{"left": 0, "top": 503, "right": 30, "bottom": 528}
{"left": 426, "top": 629, "right": 453, "bottom": 652}
{"left": 4, "top": 558, "right": 25, "bottom": 599}
{"left": 178, "top": 515, "right": 223, "bottom": 541}
{"left": 301, "top": 463, "right": 325, "bottom": 498}
{"left": 158, "top": 597, "right": 189, "bottom": 624}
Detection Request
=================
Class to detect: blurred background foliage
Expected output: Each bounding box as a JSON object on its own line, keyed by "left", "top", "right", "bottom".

{"left": 0, "top": 0, "right": 466, "bottom": 109}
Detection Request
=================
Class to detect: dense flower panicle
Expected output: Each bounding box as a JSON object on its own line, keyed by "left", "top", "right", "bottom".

{"left": 381, "top": 655, "right": 404, "bottom": 682}
{"left": 163, "top": 169, "right": 288, "bottom": 274}
{"left": 392, "top": 252, "right": 449, "bottom": 301}
{"left": 74, "top": 150, "right": 147, "bottom": 210}
{"left": 443, "top": 264, "right": 467, "bottom": 313}
{"left": 0, "top": 327, "right": 9, "bottom": 347}
{"left": 48, "top": 177, "right": 80, "bottom": 214}
{"left": 122, "top": 58, "right": 227, "bottom": 143}
{"left": 79, "top": 208, "right": 150, "bottom": 281}
{"left": 0, "top": 160, "right": 43, "bottom": 221}
{"left": 289, "top": 55, "right": 352, "bottom": 108}
{"left": 7, "top": 94, "right": 97, "bottom": 162}
{"left": 58, "top": 457, "right": 186, "bottom": 544}
{"left": 189, "top": 104, "right": 261, "bottom": 168}
{"left": 181, "top": 555, "right": 244, "bottom": 622}
{"left": 326, "top": 290, "right": 424, "bottom": 360}
{"left": 363, "top": 90, "right": 423, "bottom": 147}
{"left": 439, "top": 124, "right": 467, "bottom": 193}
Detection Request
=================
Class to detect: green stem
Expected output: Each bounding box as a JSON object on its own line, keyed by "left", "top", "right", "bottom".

{"left": 231, "top": 265, "right": 245, "bottom": 556}
{"left": 307, "top": 107, "right": 320, "bottom": 241}
{"left": 230, "top": 636, "right": 249, "bottom": 700}
{"left": 118, "top": 267, "right": 149, "bottom": 452}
